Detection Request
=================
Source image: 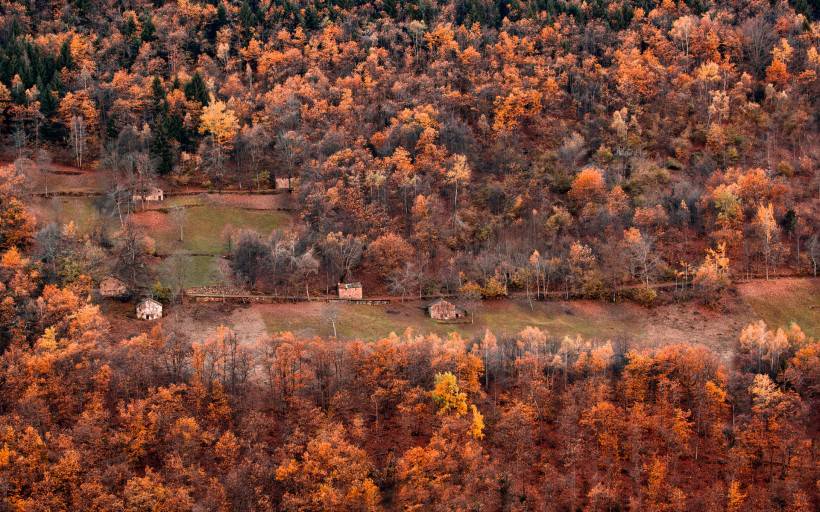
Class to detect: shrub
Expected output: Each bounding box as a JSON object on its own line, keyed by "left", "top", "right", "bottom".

{"left": 481, "top": 276, "right": 507, "bottom": 298}
{"left": 152, "top": 281, "right": 172, "bottom": 303}
{"left": 630, "top": 286, "right": 657, "bottom": 307}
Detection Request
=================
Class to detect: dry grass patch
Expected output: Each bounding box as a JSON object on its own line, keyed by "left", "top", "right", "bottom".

{"left": 738, "top": 278, "right": 819, "bottom": 337}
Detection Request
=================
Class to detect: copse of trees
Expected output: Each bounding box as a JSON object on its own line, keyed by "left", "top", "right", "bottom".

{"left": 231, "top": 228, "right": 319, "bottom": 295}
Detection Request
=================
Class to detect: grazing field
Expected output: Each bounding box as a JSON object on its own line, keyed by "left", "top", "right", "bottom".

{"left": 154, "top": 278, "right": 819, "bottom": 355}
{"left": 30, "top": 195, "right": 292, "bottom": 256}
{"left": 158, "top": 254, "right": 230, "bottom": 288}
{"left": 137, "top": 205, "right": 291, "bottom": 254}
{"left": 156, "top": 299, "right": 648, "bottom": 349}
{"left": 174, "top": 206, "right": 290, "bottom": 254}
{"left": 29, "top": 166, "right": 113, "bottom": 194}
{"left": 29, "top": 196, "right": 107, "bottom": 232}
{"left": 156, "top": 295, "right": 749, "bottom": 357}
{"left": 737, "top": 278, "right": 820, "bottom": 337}
{"left": 29, "top": 193, "right": 292, "bottom": 290}
{"left": 253, "top": 298, "right": 757, "bottom": 352}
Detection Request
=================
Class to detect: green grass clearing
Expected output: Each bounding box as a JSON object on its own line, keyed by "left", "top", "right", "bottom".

{"left": 184, "top": 206, "right": 289, "bottom": 253}
{"left": 258, "top": 299, "right": 645, "bottom": 342}
{"left": 30, "top": 197, "right": 108, "bottom": 234}
{"left": 30, "top": 196, "right": 293, "bottom": 289}
{"left": 146, "top": 206, "right": 291, "bottom": 254}
{"left": 32, "top": 197, "right": 291, "bottom": 256}
{"left": 738, "top": 278, "right": 819, "bottom": 337}
{"left": 158, "top": 255, "right": 230, "bottom": 289}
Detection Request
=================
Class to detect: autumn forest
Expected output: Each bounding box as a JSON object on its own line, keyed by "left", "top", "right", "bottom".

{"left": 0, "top": 0, "right": 819, "bottom": 510}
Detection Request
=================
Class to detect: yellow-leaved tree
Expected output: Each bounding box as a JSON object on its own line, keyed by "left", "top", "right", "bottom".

{"left": 199, "top": 97, "right": 239, "bottom": 148}
{"left": 431, "top": 371, "right": 467, "bottom": 416}
{"left": 753, "top": 202, "right": 780, "bottom": 280}
{"left": 199, "top": 96, "right": 240, "bottom": 175}
{"left": 58, "top": 91, "right": 98, "bottom": 168}
{"left": 694, "top": 242, "right": 730, "bottom": 303}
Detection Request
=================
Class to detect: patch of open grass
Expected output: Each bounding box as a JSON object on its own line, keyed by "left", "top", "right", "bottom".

{"left": 260, "top": 298, "right": 645, "bottom": 341}
{"left": 158, "top": 255, "right": 229, "bottom": 289}
{"left": 476, "top": 300, "right": 640, "bottom": 340}
{"left": 145, "top": 206, "right": 290, "bottom": 255}
{"left": 56, "top": 198, "right": 102, "bottom": 230}
{"left": 738, "top": 278, "right": 820, "bottom": 337}
{"left": 32, "top": 197, "right": 293, "bottom": 289}
{"left": 34, "top": 197, "right": 291, "bottom": 256}
{"left": 185, "top": 256, "right": 228, "bottom": 287}
{"left": 40, "top": 170, "right": 112, "bottom": 193}
{"left": 31, "top": 197, "right": 108, "bottom": 233}
{"left": 183, "top": 206, "right": 289, "bottom": 253}
{"left": 159, "top": 196, "right": 203, "bottom": 208}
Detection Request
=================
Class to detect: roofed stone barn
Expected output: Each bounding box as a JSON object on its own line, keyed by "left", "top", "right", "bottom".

{"left": 136, "top": 298, "right": 162, "bottom": 320}
{"left": 427, "top": 299, "right": 464, "bottom": 321}
{"left": 338, "top": 282, "right": 363, "bottom": 300}
{"left": 99, "top": 276, "right": 129, "bottom": 299}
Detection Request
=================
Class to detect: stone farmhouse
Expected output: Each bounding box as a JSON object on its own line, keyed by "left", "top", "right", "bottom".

{"left": 136, "top": 298, "right": 162, "bottom": 320}
{"left": 338, "top": 282, "right": 363, "bottom": 300}
{"left": 427, "top": 299, "right": 465, "bottom": 321}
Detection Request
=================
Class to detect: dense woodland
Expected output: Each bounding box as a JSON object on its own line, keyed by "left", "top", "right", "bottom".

{"left": 0, "top": 256, "right": 818, "bottom": 510}
{"left": 0, "top": 0, "right": 819, "bottom": 510}
{"left": 0, "top": 0, "right": 817, "bottom": 299}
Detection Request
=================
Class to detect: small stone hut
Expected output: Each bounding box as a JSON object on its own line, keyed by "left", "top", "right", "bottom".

{"left": 136, "top": 298, "right": 162, "bottom": 320}
{"left": 133, "top": 186, "right": 164, "bottom": 202}
{"left": 338, "top": 282, "right": 363, "bottom": 300}
{"left": 427, "top": 299, "right": 464, "bottom": 321}
{"left": 99, "top": 276, "right": 129, "bottom": 299}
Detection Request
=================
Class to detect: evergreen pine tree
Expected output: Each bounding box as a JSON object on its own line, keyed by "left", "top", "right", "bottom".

{"left": 184, "top": 72, "right": 209, "bottom": 106}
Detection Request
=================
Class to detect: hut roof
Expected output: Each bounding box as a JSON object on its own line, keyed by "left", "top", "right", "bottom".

{"left": 137, "top": 297, "right": 162, "bottom": 309}
{"left": 99, "top": 276, "right": 129, "bottom": 297}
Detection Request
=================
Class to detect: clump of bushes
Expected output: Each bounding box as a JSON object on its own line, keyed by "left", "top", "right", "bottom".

{"left": 629, "top": 286, "right": 657, "bottom": 307}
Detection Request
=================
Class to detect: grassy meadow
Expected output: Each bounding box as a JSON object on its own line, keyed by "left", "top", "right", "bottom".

{"left": 166, "top": 279, "right": 819, "bottom": 354}
{"left": 139, "top": 205, "right": 291, "bottom": 255}
{"left": 254, "top": 299, "right": 647, "bottom": 342}
{"left": 737, "top": 278, "right": 820, "bottom": 337}
{"left": 30, "top": 193, "right": 292, "bottom": 289}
